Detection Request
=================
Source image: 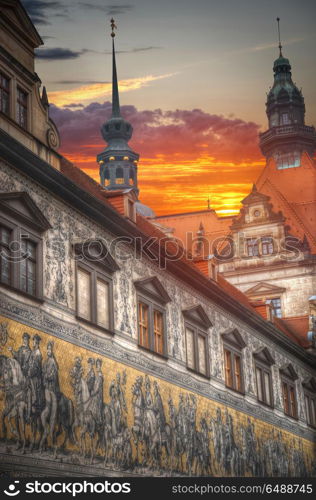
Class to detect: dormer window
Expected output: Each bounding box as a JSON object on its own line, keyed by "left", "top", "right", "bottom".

{"left": 0, "top": 192, "right": 51, "bottom": 300}
{"left": 222, "top": 329, "right": 246, "bottom": 393}
{"left": 0, "top": 72, "right": 10, "bottom": 116}
{"left": 183, "top": 305, "right": 212, "bottom": 378}
{"left": 266, "top": 297, "right": 282, "bottom": 318}
{"left": 134, "top": 277, "right": 171, "bottom": 357}
{"left": 17, "top": 87, "right": 28, "bottom": 129}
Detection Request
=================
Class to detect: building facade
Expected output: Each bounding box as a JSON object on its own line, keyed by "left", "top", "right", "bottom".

{"left": 0, "top": 1, "right": 315, "bottom": 477}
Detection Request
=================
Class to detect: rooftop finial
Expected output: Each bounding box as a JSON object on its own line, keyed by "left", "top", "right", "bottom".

{"left": 110, "top": 18, "right": 120, "bottom": 117}
{"left": 207, "top": 196, "right": 211, "bottom": 210}
{"left": 110, "top": 17, "right": 117, "bottom": 37}
{"left": 276, "top": 17, "right": 282, "bottom": 57}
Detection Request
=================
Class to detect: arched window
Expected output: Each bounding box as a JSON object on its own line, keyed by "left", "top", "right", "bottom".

{"left": 116, "top": 167, "right": 124, "bottom": 185}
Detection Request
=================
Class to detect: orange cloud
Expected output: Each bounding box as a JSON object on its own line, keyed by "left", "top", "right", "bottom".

{"left": 51, "top": 102, "right": 264, "bottom": 216}
{"left": 49, "top": 73, "right": 175, "bottom": 107}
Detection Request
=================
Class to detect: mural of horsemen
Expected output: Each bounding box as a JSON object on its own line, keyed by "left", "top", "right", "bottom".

{"left": 0, "top": 326, "right": 315, "bottom": 477}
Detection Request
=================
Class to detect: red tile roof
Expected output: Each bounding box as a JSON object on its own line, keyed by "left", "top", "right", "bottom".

{"left": 274, "top": 316, "right": 310, "bottom": 348}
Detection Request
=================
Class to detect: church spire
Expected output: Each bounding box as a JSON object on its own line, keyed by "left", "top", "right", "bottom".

{"left": 97, "top": 18, "right": 140, "bottom": 194}
{"left": 276, "top": 17, "right": 282, "bottom": 57}
{"left": 110, "top": 18, "right": 120, "bottom": 118}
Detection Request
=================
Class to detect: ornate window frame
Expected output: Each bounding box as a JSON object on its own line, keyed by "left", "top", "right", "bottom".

{"left": 280, "top": 364, "right": 298, "bottom": 420}
{"left": 222, "top": 329, "right": 246, "bottom": 394}
{"left": 302, "top": 377, "right": 316, "bottom": 429}
{"left": 74, "top": 239, "right": 119, "bottom": 333}
{"left": 0, "top": 192, "right": 51, "bottom": 300}
{"left": 253, "top": 347, "right": 275, "bottom": 408}
{"left": 183, "top": 305, "right": 212, "bottom": 378}
{"left": 134, "top": 276, "right": 170, "bottom": 358}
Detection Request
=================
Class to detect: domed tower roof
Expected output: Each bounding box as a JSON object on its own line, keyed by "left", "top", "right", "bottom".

{"left": 259, "top": 18, "right": 316, "bottom": 161}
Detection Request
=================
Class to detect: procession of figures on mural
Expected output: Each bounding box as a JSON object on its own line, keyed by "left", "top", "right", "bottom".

{"left": 0, "top": 329, "right": 314, "bottom": 476}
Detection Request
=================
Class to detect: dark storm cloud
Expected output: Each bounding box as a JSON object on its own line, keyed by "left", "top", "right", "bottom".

{"left": 21, "top": 0, "right": 68, "bottom": 25}
{"left": 79, "top": 3, "right": 134, "bottom": 15}
{"left": 35, "top": 48, "right": 91, "bottom": 60}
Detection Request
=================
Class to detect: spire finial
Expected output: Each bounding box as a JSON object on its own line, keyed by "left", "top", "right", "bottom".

{"left": 110, "top": 17, "right": 117, "bottom": 38}
{"left": 110, "top": 18, "right": 120, "bottom": 117}
{"left": 276, "top": 17, "right": 282, "bottom": 57}
{"left": 207, "top": 196, "right": 211, "bottom": 210}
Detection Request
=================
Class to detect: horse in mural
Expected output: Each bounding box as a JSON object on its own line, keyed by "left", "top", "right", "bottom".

{"left": 72, "top": 377, "right": 98, "bottom": 464}
{"left": 192, "top": 415, "right": 212, "bottom": 476}
{"left": 0, "top": 355, "right": 28, "bottom": 453}
{"left": 168, "top": 395, "right": 189, "bottom": 473}
{"left": 38, "top": 390, "right": 75, "bottom": 458}
{"left": 131, "top": 377, "right": 145, "bottom": 464}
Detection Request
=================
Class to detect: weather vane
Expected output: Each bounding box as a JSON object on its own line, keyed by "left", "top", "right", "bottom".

{"left": 110, "top": 18, "right": 117, "bottom": 38}
{"left": 276, "top": 17, "right": 282, "bottom": 56}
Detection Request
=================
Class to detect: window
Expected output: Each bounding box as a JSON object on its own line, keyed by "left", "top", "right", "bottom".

{"left": 20, "top": 238, "right": 37, "bottom": 295}
{"left": 222, "top": 329, "right": 246, "bottom": 393}
{"left": 138, "top": 302, "right": 149, "bottom": 348}
{"left": 0, "top": 192, "right": 50, "bottom": 300}
{"left": 276, "top": 151, "right": 301, "bottom": 170}
{"left": 280, "top": 112, "right": 290, "bottom": 125}
{"left": 135, "top": 276, "right": 170, "bottom": 357}
{"left": 17, "top": 87, "right": 28, "bottom": 129}
{"left": 304, "top": 393, "right": 316, "bottom": 428}
{"left": 266, "top": 297, "right": 282, "bottom": 318}
{"left": 183, "top": 305, "right": 211, "bottom": 377}
{"left": 224, "top": 348, "right": 242, "bottom": 391}
{"left": 246, "top": 238, "right": 259, "bottom": 257}
{"left": 253, "top": 348, "right": 274, "bottom": 407}
{"left": 280, "top": 364, "right": 298, "bottom": 419}
{"left": 0, "top": 72, "right": 10, "bottom": 115}
{"left": 0, "top": 225, "right": 11, "bottom": 285}
{"left": 74, "top": 240, "right": 118, "bottom": 331}
{"left": 302, "top": 378, "right": 316, "bottom": 428}
{"left": 261, "top": 236, "right": 274, "bottom": 255}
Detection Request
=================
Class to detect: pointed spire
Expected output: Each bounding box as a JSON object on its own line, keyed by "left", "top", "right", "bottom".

{"left": 41, "top": 86, "right": 49, "bottom": 108}
{"left": 207, "top": 196, "right": 211, "bottom": 210}
{"left": 252, "top": 183, "right": 257, "bottom": 193}
{"left": 110, "top": 18, "right": 120, "bottom": 118}
{"left": 276, "top": 17, "right": 283, "bottom": 57}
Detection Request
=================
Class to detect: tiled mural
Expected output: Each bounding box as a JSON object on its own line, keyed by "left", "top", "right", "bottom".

{"left": 0, "top": 318, "right": 315, "bottom": 477}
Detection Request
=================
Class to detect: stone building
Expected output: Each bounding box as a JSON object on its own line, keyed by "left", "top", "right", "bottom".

{"left": 156, "top": 31, "right": 316, "bottom": 348}
{"left": 0, "top": 0, "right": 315, "bottom": 477}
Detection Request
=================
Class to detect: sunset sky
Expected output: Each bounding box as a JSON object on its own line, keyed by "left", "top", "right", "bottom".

{"left": 22, "top": 0, "right": 316, "bottom": 216}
